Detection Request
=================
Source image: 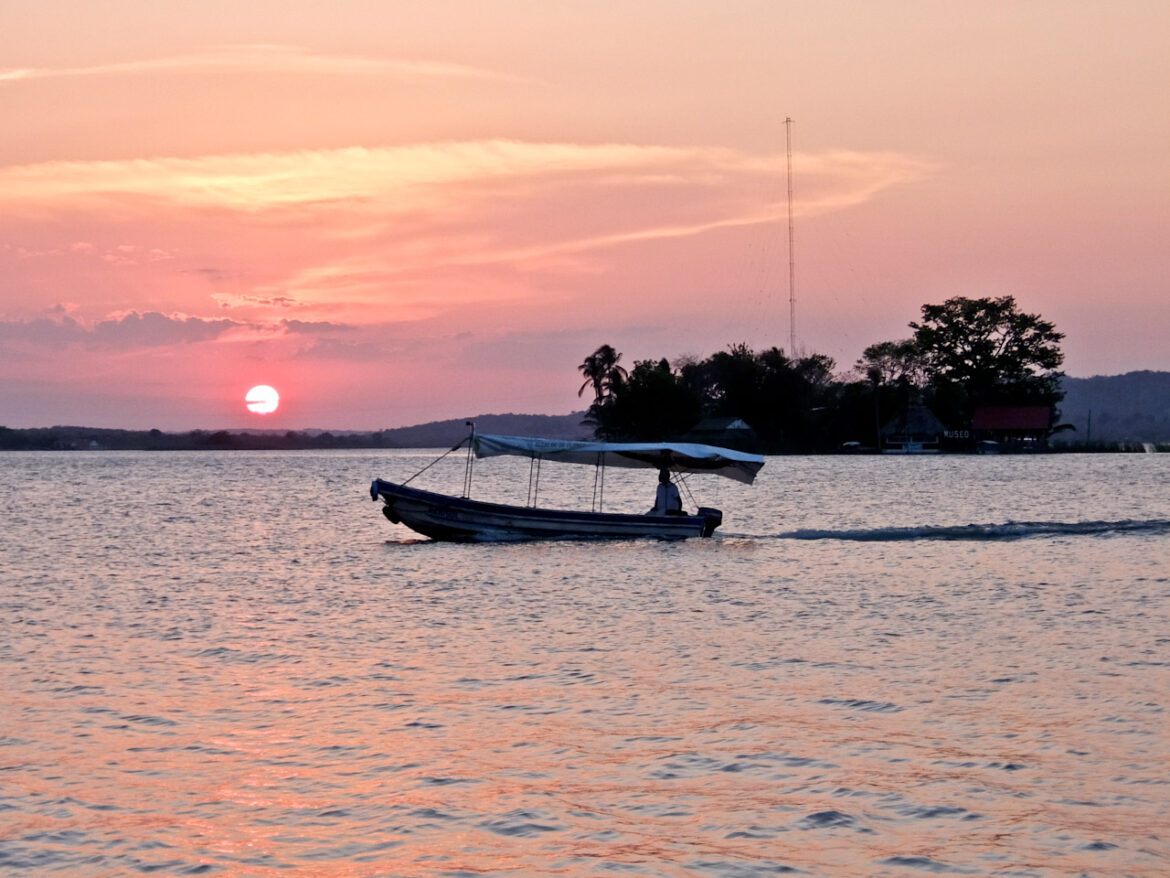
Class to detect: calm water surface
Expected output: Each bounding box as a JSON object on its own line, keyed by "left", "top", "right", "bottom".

{"left": 2, "top": 450, "right": 1168, "bottom": 876}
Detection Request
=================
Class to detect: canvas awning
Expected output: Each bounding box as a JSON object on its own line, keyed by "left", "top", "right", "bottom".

{"left": 472, "top": 434, "right": 765, "bottom": 484}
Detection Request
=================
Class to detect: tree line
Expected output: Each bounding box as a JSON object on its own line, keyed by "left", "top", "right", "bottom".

{"left": 0, "top": 426, "right": 416, "bottom": 451}
{"left": 577, "top": 295, "right": 1066, "bottom": 452}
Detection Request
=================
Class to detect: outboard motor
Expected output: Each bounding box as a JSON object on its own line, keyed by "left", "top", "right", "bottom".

{"left": 697, "top": 507, "right": 723, "bottom": 537}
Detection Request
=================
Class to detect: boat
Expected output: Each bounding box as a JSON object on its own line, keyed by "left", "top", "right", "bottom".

{"left": 370, "top": 431, "right": 765, "bottom": 542}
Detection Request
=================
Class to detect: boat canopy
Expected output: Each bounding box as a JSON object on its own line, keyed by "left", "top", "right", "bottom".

{"left": 472, "top": 433, "right": 765, "bottom": 484}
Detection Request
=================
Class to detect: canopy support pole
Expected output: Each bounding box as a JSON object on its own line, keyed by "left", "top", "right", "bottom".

{"left": 461, "top": 421, "right": 476, "bottom": 498}
{"left": 527, "top": 455, "right": 543, "bottom": 507}
{"left": 591, "top": 453, "right": 605, "bottom": 512}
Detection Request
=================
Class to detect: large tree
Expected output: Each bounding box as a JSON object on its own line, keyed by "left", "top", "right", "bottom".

{"left": 910, "top": 295, "right": 1064, "bottom": 424}
{"left": 675, "top": 344, "right": 836, "bottom": 450}
{"left": 595, "top": 358, "right": 703, "bottom": 440}
{"left": 577, "top": 343, "right": 840, "bottom": 449}
{"left": 577, "top": 344, "right": 627, "bottom": 406}
{"left": 855, "top": 339, "right": 925, "bottom": 388}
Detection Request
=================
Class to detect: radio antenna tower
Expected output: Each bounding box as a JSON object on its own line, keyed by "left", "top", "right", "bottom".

{"left": 785, "top": 116, "right": 797, "bottom": 357}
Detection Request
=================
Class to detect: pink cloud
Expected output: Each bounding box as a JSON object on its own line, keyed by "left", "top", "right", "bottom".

{"left": 0, "top": 44, "right": 512, "bottom": 84}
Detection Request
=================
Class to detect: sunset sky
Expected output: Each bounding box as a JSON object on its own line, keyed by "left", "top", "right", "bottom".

{"left": 3, "top": 1, "right": 1167, "bottom": 430}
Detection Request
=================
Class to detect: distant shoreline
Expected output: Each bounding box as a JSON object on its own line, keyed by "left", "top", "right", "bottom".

{"left": 5, "top": 368, "right": 1170, "bottom": 451}
{"left": 1, "top": 425, "right": 1164, "bottom": 454}
{"left": 0, "top": 412, "right": 590, "bottom": 452}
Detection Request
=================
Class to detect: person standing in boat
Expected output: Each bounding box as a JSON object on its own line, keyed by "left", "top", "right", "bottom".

{"left": 650, "top": 467, "right": 683, "bottom": 515}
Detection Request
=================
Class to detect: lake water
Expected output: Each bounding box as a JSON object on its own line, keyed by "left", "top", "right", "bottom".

{"left": 2, "top": 450, "right": 1168, "bottom": 876}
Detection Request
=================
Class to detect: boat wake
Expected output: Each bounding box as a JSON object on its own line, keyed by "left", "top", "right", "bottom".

{"left": 730, "top": 519, "right": 1170, "bottom": 542}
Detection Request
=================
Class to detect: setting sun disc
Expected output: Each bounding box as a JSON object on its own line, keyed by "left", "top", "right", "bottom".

{"left": 245, "top": 385, "right": 280, "bottom": 415}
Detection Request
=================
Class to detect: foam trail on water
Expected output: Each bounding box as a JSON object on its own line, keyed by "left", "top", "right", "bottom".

{"left": 726, "top": 519, "right": 1170, "bottom": 542}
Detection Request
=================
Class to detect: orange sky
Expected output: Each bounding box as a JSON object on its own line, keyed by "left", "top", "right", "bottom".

{"left": 2, "top": 1, "right": 1168, "bottom": 429}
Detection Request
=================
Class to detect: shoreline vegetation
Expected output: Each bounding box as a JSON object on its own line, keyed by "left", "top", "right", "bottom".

{"left": 570, "top": 297, "right": 1170, "bottom": 453}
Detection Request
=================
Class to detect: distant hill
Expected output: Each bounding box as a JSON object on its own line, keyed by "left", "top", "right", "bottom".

{"left": 0, "top": 412, "right": 591, "bottom": 451}
{"left": 1058, "top": 371, "right": 1170, "bottom": 442}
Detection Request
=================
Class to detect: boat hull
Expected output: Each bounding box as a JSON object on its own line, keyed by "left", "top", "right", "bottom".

{"left": 370, "top": 479, "right": 722, "bottom": 542}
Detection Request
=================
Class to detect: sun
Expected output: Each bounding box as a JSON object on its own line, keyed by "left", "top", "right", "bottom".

{"left": 245, "top": 385, "right": 280, "bottom": 415}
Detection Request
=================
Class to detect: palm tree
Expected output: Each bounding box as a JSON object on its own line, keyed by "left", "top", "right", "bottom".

{"left": 577, "top": 344, "right": 628, "bottom": 405}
